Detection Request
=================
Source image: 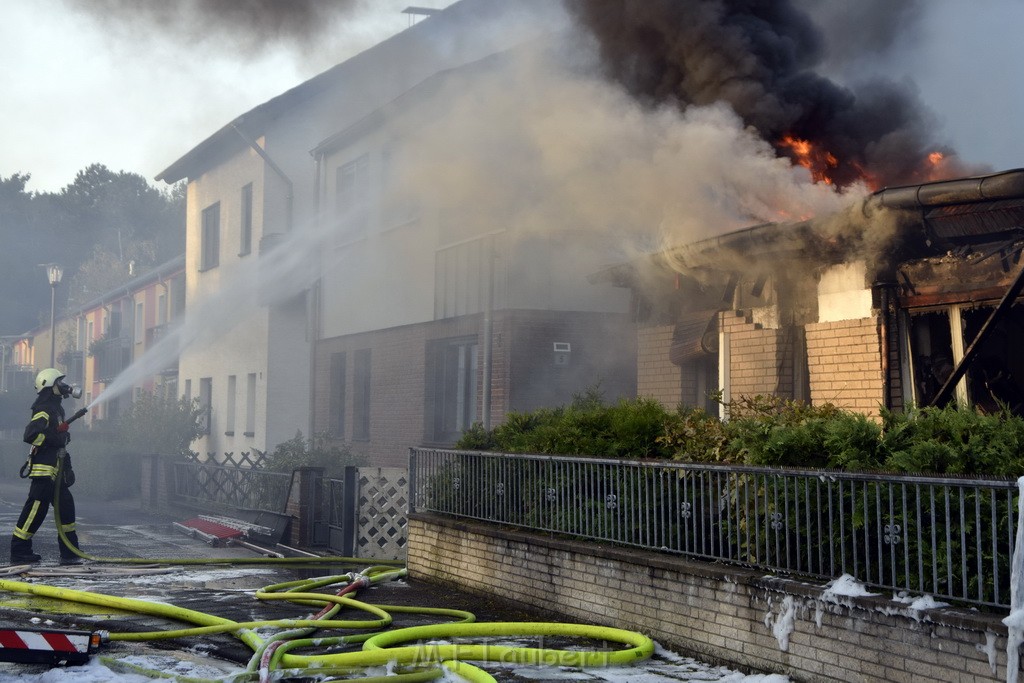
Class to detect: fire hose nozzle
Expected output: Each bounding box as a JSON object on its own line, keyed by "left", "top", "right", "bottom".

{"left": 67, "top": 408, "right": 89, "bottom": 424}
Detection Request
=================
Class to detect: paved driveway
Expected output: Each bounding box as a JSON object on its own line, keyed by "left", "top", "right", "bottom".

{"left": 0, "top": 482, "right": 786, "bottom": 682}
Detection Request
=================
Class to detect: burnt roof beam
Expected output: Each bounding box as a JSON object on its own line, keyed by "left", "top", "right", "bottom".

{"left": 928, "top": 258, "right": 1024, "bottom": 408}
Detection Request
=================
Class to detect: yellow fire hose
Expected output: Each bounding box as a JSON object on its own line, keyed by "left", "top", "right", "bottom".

{"left": 0, "top": 456, "right": 655, "bottom": 681}
{"left": 0, "top": 572, "right": 654, "bottom": 682}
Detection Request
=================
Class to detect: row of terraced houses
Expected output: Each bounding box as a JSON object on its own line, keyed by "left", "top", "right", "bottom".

{"left": 7, "top": 0, "right": 1024, "bottom": 462}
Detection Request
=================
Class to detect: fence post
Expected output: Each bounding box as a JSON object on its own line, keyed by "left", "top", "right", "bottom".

{"left": 139, "top": 454, "right": 173, "bottom": 514}
{"left": 408, "top": 449, "right": 417, "bottom": 514}
{"left": 1006, "top": 476, "right": 1024, "bottom": 682}
{"left": 285, "top": 466, "right": 325, "bottom": 547}
{"left": 340, "top": 465, "right": 358, "bottom": 557}
{"left": 139, "top": 454, "right": 155, "bottom": 510}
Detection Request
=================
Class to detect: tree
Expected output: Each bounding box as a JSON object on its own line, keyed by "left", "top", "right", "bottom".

{"left": 0, "top": 165, "right": 184, "bottom": 335}
{"left": 109, "top": 392, "right": 203, "bottom": 458}
{"left": 0, "top": 174, "right": 52, "bottom": 333}
{"left": 264, "top": 432, "right": 364, "bottom": 477}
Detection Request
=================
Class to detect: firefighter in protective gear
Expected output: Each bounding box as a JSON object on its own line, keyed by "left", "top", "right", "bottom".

{"left": 9, "top": 369, "right": 84, "bottom": 565}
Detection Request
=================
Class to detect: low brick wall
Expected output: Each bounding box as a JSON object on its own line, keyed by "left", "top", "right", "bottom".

{"left": 408, "top": 512, "right": 1017, "bottom": 682}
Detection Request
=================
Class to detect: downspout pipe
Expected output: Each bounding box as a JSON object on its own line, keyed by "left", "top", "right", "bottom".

{"left": 482, "top": 235, "right": 495, "bottom": 429}
{"left": 308, "top": 151, "right": 324, "bottom": 440}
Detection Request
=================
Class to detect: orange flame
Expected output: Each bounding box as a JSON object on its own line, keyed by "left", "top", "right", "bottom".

{"left": 779, "top": 135, "right": 838, "bottom": 185}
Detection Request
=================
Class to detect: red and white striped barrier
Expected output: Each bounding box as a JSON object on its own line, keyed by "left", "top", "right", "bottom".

{"left": 0, "top": 627, "right": 99, "bottom": 666}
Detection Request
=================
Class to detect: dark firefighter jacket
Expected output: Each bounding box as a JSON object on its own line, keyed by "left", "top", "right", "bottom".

{"left": 22, "top": 391, "right": 68, "bottom": 480}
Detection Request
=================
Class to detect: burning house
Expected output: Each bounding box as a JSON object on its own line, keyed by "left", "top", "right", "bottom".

{"left": 147, "top": 0, "right": 1020, "bottom": 466}
{"left": 609, "top": 168, "right": 1024, "bottom": 418}
{"left": 563, "top": 0, "right": 1023, "bottom": 419}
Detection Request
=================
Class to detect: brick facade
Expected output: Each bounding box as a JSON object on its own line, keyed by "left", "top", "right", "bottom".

{"left": 639, "top": 310, "right": 887, "bottom": 416}
{"left": 722, "top": 310, "right": 796, "bottom": 399}
{"left": 806, "top": 317, "right": 884, "bottom": 416}
{"left": 409, "top": 513, "right": 1016, "bottom": 682}
{"left": 637, "top": 324, "right": 679, "bottom": 407}
{"left": 312, "top": 310, "right": 635, "bottom": 468}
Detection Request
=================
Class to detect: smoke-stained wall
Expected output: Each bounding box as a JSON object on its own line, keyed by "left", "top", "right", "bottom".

{"left": 161, "top": 1, "right": 569, "bottom": 457}
{"left": 180, "top": 144, "right": 272, "bottom": 456}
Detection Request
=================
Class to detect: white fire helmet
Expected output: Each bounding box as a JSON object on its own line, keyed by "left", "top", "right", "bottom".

{"left": 34, "top": 368, "right": 65, "bottom": 394}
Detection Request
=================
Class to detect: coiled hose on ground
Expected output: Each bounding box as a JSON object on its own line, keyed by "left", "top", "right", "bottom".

{"left": 0, "top": 457, "right": 655, "bottom": 681}
{"left": 0, "top": 569, "right": 654, "bottom": 682}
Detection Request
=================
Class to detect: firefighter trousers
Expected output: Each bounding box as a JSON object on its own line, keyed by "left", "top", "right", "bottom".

{"left": 10, "top": 476, "right": 79, "bottom": 560}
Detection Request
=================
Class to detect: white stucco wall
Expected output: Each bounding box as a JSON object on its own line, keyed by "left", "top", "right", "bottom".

{"left": 182, "top": 146, "right": 276, "bottom": 456}
{"left": 817, "top": 261, "right": 873, "bottom": 323}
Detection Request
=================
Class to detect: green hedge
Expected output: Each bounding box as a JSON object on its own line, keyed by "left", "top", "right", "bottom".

{"left": 458, "top": 392, "right": 1024, "bottom": 475}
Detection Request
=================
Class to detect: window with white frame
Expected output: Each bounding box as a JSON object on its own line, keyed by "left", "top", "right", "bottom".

{"left": 157, "top": 292, "right": 167, "bottom": 326}
{"left": 199, "top": 377, "right": 212, "bottom": 436}
{"left": 134, "top": 301, "right": 143, "bottom": 344}
{"left": 226, "top": 374, "right": 237, "bottom": 436}
{"left": 335, "top": 154, "right": 369, "bottom": 241}
{"left": 245, "top": 373, "right": 256, "bottom": 437}
{"left": 425, "top": 336, "right": 478, "bottom": 444}
{"left": 330, "top": 352, "right": 346, "bottom": 438}
{"left": 201, "top": 202, "right": 221, "bottom": 271}
{"left": 240, "top": 183, "right": 253, "bottom": 256}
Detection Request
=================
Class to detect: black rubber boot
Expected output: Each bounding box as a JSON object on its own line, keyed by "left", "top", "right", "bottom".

{"left": 10, "top": 537, "right": 41, "bottom": 564}
{"left": 59, "top": 531, "right": 83, "bottom": 565}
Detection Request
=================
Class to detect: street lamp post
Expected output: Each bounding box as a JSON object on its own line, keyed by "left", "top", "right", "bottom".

{"left": 46, "top": 264, "right": 62, "bottom": 369}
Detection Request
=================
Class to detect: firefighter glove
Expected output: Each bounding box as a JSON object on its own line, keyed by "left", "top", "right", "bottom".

{"left": 64, "top": 467, "right": 75, "bottom": 487}
{"left": 57, "top": 422, "right": 69, "bottom": 433}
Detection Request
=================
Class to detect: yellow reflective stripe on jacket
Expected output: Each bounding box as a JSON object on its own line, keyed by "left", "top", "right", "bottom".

{"left": 29, "top": 464, "right": 58, "bottom": 479}
{"left": 29, "top": 411, "right": 50, "bottom": 446}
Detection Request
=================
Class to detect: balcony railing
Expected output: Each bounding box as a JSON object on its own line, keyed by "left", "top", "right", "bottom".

{"left": 410, "top": 448, "right": 1019, "bottom": 608}
{"left": 91, "top": 336, "right": 131, "bottom": 382}
{"left": 63, "top": 351, "right": 85, "bottom": 386}
{"left": 146, "top": 324, "right": 178, "bottom": 375}
{"left": 1, "top": 364, "right": 34, "bottom": 392}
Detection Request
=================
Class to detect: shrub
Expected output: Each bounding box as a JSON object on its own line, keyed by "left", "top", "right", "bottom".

{"left": 880, "top": 404, "right": 1024, "bottom": 475}
{"left": 457, "top": 389, "right": 678, "bottom": 458}
{"left": 264, "top": 431, "right": 363, "bottom": 478}
{"left": 456, "top": 391, "right": 1024, "bottom": 476}
{"left": 109, "top": 392, "right": 204, "bottom": 459}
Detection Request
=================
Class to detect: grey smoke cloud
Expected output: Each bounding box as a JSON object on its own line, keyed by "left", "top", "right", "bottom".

{"left": 64, "top": 0, "right": 365, "bottom": 55}
{"left": 391, "top": 42, "right": 862, "bottom": 262}
{"left": 796, "top": 0, "right": 924, "bottom": 70}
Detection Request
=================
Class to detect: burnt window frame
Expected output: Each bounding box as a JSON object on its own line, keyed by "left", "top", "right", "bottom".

{"left": 902, "top": 300, "right": 1024, "bottom": 414}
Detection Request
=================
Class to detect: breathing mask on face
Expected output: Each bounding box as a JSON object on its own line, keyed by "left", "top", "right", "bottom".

{"left": 55, "top": 379, "right": 83, "bottom": 400}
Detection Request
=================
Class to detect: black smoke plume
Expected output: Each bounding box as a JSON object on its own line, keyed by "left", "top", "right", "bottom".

{"left": 564, "top": 0, "right": 976, "bottom": 188}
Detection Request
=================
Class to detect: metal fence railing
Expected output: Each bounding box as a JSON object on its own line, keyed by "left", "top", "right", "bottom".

{"left": 410, "top": 448, "right": 1020, "bottom": 608}
{"left": 172, "top": 460, "right": 291, "bottom": 513}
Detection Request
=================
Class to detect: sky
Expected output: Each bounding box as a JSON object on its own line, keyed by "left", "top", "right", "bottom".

{"left": 0, "top": 0, "right": 1023, "bottom": 195}
{"left": 0, "top": 0, "right": 456, "bottom": 194}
